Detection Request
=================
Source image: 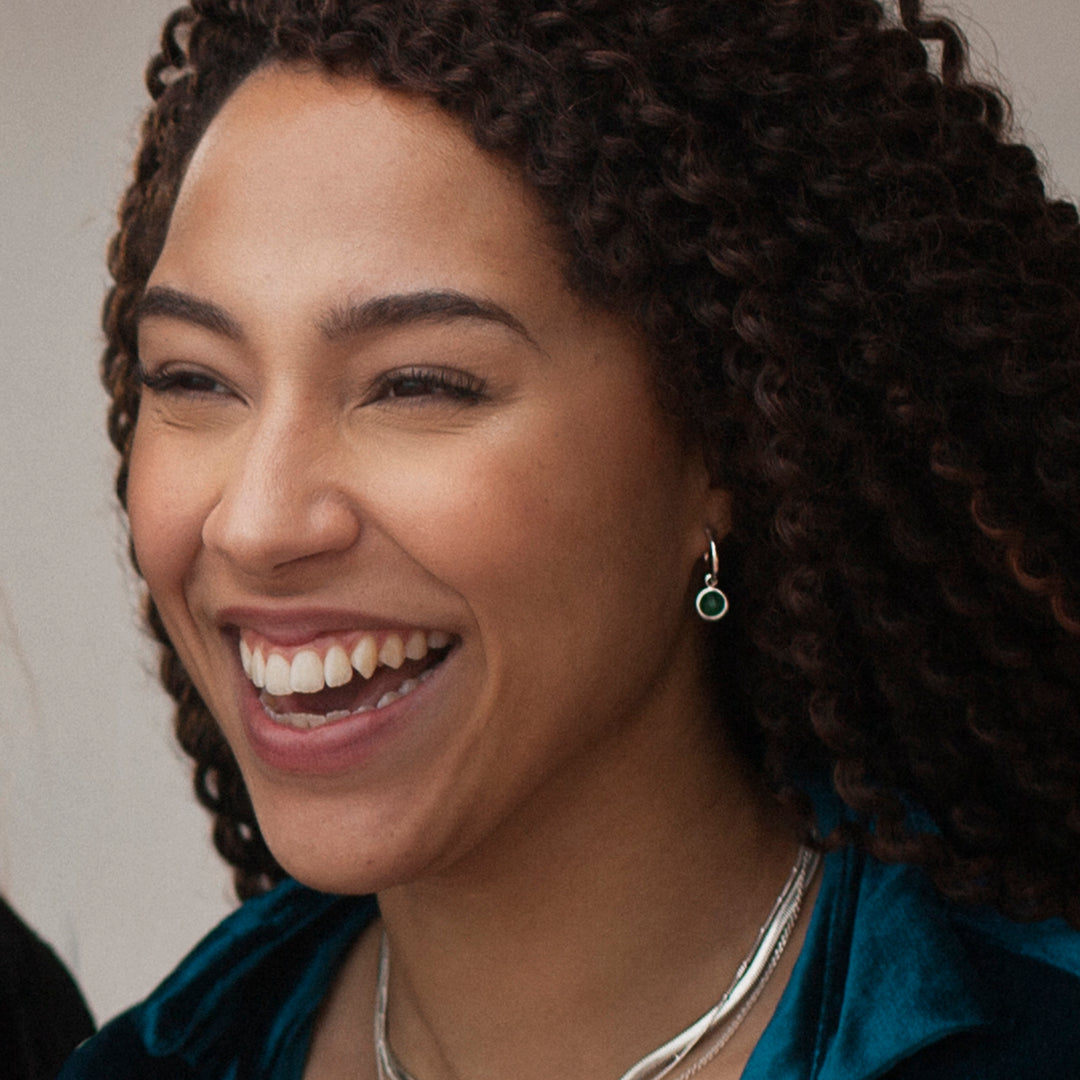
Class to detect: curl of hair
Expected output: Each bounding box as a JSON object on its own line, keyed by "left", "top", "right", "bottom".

{"left": 107, "top": 0, "right": 1080, "bottom": 917}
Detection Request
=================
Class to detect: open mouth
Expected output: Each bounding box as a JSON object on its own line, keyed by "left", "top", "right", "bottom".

{"left": 239, "top": 630, "right": 454, "bottom": 730}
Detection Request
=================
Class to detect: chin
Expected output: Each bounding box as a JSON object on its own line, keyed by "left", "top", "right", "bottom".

{"left": 252, "top": 795, "right": 447, "bottom": 898}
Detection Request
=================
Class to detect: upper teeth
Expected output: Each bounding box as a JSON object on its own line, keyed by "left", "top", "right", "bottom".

{"left": 239, "top": 629, "right": 451, "bottom": 696}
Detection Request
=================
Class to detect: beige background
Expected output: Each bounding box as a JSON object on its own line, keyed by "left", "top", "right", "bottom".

{"left": 1, "top": 0, "right": 1078, "bottom": 1023}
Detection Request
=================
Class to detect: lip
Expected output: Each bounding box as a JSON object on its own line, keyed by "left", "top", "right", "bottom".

{"left": 236, "top": 649, "right": 449, "bottom": 776}
{"left": 216, "top": 604, "right": 430, "bottom": 646}
{"left": 220, "top": 604, "right": 454, "bottom": 776}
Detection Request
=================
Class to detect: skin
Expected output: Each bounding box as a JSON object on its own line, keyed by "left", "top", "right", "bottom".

{"left": 128, "top": 65, "right": 810, "bottom": 1080}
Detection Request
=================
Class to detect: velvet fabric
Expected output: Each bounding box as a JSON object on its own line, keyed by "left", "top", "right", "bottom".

{"left": 58, "top": 847, "right": 1080, "bottom": 1078}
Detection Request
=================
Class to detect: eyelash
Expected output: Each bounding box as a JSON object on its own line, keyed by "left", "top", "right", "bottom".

{"left": 136, "top": 365, "right": 230, "bottom": 397}
{"left": 135, "top": 364, "right": 487, "bottom": 405}
{"left": 368, "top": 366, "right": 487, "bottom": 405}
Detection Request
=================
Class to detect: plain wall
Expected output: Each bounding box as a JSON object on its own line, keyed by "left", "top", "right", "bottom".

{"left": 1, "top": 0, "right": 1078, "bottom": 1024}
{"left": 1, "top": 0, "right": 234, "bottom": 1024}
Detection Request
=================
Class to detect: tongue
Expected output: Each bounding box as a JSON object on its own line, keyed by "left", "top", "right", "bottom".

{"left": 263, "top": 655, "right": 434, "bottom": 716}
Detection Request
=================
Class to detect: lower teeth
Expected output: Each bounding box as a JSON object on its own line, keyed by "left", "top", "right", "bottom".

{"left": 263, "top": 672, "right": 427, "bottom": 730}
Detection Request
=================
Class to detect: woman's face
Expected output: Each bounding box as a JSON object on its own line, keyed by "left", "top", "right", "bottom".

{"left": 129, "top": 65, "right": 726, "bottom": 893}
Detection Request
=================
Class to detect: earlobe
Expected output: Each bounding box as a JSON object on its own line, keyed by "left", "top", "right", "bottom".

{"left": 704, "top": 485, "right": 733, "bottom": 545}
{"left": 687, "top": 440, "right": 732, "bottom": 546}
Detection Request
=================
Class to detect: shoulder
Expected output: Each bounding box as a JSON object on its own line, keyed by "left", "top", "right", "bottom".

{"left": 56, "top": 1011, "right": 193, "bottom": 1080}
{"left": 58, "top": 880, "right": 376, "bottom": 1080}
{"left": 897, "top": 902, "right": 1080, "bottom": 1077}
{"left": 747, "top": 845, "right": 1080, "bottom": 1079}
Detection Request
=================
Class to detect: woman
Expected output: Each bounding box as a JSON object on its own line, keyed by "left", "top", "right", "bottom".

{"left": 62, "top": 1, "right": 1080, "bottom": 1077}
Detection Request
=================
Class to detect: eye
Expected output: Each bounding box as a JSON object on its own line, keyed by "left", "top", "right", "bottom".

{"left": 368, "top": 366, "right": 487, "bottom": 405}
{"left": 136, "top": 364, "right": 233, "bottom": 398}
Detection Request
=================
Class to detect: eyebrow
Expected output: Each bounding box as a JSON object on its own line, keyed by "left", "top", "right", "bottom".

{"left": 135, "top": 286, "right": 243, "bottom": 340}
{"left": 136, "top": 284, "right": 539, "bottom": 350}
{"left": 318, "top": 289, "right": 538, "bottom": 348}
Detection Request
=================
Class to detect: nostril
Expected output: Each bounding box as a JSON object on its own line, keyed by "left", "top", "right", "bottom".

{"left": 202, "top": 485, "right": 361, "bottom": 573}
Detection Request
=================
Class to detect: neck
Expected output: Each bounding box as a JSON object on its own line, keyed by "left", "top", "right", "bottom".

{"left": 375, "top": 711, "right": 803, "bottom": 1080}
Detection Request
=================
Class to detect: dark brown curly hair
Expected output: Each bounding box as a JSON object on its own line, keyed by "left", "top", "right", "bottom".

{"left": 105, "top": 0, "right": 1080, "bottom": 921}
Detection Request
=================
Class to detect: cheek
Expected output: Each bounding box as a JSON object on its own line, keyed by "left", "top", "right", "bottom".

{"left": 377, "top": 398, "right": 697, "bottom": 633}
{"left": 126, "top": 428, "right": 206, "bottom": 605}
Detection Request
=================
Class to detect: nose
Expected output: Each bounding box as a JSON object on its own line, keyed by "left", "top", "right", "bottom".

{"left": 201, "top": 410, "right": 361, "bottom": 578}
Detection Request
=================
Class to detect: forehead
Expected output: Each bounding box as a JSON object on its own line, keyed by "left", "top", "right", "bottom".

{"left": 159, "top": 63, "right": 555, "bottom": 295}
{"left": 181, "top": 62, "right": 506, "bottom": 198}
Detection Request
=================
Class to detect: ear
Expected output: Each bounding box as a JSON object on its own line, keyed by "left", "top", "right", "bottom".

{"left": 680, "top": 446, "right": 732, "bottom": 565}
{"left": 703, "top": 484, "right": 733, "bottom": 545}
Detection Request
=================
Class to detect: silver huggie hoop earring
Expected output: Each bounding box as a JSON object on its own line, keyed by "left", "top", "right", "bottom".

{"left": 695, "top": 530, "right": 730, "bottom": 621}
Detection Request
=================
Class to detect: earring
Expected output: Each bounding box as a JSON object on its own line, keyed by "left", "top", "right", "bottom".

{"left": 695, "top": 530, "right": 729, "bottom": 621}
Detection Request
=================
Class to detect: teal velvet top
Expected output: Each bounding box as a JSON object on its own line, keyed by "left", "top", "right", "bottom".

{"left": 60, "top": 843, "right": 1080, "bottom": 1078}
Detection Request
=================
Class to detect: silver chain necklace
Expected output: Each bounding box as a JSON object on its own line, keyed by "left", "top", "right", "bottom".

{"left": 373, "top": 845, "right": 819, "bottom": 1080}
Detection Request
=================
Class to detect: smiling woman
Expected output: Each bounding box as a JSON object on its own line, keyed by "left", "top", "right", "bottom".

{"left": 60, "top": 2, "right": 1080, "bottom": 1079}
{"left": 127, "top": 67, "right": 726, "bottom": 904}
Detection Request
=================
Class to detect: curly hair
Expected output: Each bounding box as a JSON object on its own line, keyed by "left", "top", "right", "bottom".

{"left": 105, "top": 0, "right": 1080, "bottom": 919}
